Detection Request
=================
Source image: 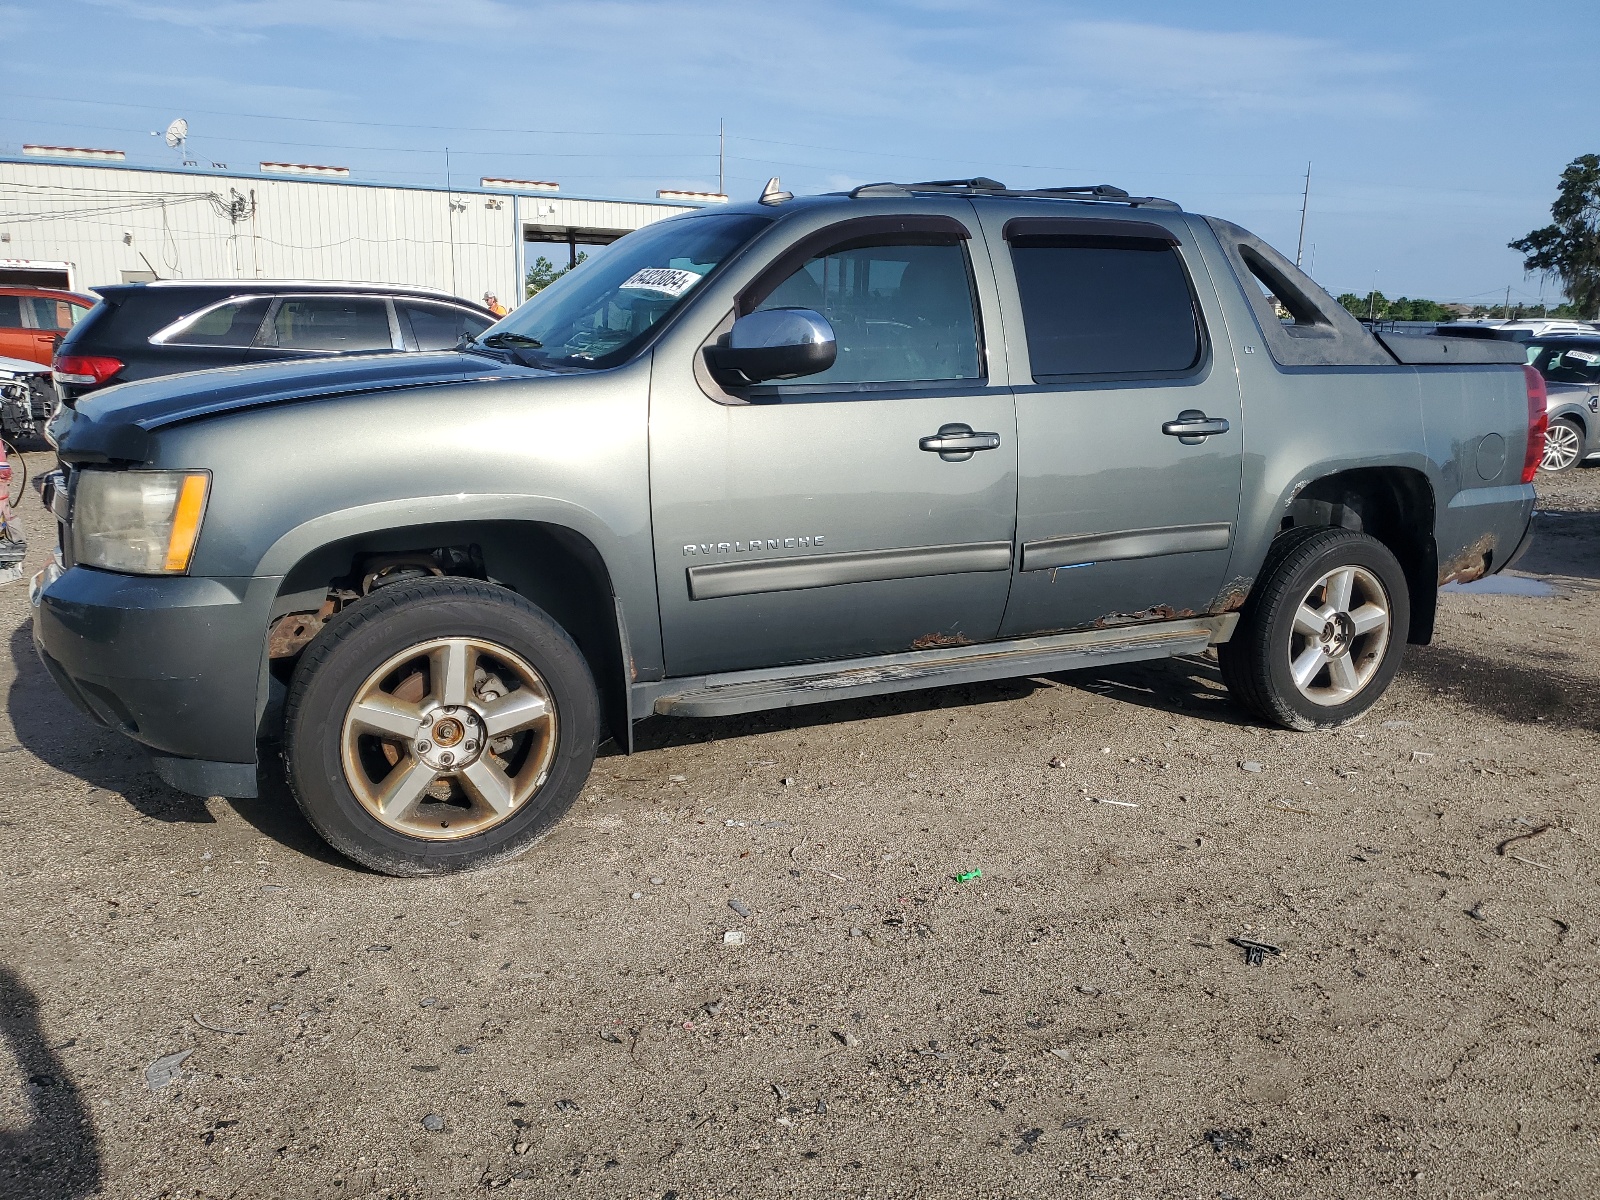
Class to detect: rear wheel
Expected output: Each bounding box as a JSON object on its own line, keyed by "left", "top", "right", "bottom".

{"left": 1219, "top": 527, "right": 1410, "bottom": 731}
{"left": 1541, "top": 417, "right": 1584, "bottom": 472}
{"left": 284, "top": 577, "right": 599, "bottom": 875}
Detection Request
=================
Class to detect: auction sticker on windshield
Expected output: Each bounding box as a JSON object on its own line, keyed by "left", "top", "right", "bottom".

{"left": 618, "top": 268, "right": 703, "bottom": 297}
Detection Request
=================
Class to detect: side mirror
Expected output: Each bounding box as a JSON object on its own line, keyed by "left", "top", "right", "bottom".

{"left": 703, "top": 308, "right": 836, "bottom": 387}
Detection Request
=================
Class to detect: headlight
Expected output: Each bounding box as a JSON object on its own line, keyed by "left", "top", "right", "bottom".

{"left": 71, "top": 469, "right": 210, "bottom": 574}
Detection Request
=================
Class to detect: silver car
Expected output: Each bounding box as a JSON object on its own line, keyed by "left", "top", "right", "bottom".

{"left": 1527, "top": 337, "right": 1600, "bottom": 472}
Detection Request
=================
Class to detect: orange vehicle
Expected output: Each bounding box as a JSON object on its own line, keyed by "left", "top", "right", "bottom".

{"left": 0, "top": 285, "right": 96, "bottom": 366}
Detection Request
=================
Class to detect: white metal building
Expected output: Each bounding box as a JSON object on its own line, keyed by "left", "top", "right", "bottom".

{"left": 0, "top": 152, "right": 715, "bottom": 305}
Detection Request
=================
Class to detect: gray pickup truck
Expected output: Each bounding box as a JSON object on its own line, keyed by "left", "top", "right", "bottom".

{"left": 32, "top": 177, "right": 1541, "bottom": 875}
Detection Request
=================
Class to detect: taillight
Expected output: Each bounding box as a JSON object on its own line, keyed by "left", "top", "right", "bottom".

{"left": 52, "top": 354, "right": 123, "bottom": 388}
{"left": 1521, "top": 364, "right": 1548, "bottom": 484}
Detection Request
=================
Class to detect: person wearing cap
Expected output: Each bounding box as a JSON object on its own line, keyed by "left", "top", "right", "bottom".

{"left": 483, "top": 292, "right": 508, "bottom": 317}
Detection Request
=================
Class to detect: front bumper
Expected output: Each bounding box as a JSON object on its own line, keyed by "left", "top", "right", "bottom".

{"left": 31, "top": 563, "right": 282, "bottom": 796}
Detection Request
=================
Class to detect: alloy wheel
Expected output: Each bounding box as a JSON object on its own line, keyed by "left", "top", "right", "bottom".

{"left": 1286, "top": 565, "right": 1392, "bottom": 707}
{"left": 339, "top": 637, "right": 558, "bottom": 840}
{"left": 1541, "top": 421, "right": 1582, "bottom": 472}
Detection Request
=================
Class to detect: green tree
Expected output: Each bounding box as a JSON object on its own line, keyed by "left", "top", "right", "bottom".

{"left": 525, "top": 251, "right": 588, "bottom": 297}
{"left": 1509, "top": 154, "right": 1600, "bottom": 319}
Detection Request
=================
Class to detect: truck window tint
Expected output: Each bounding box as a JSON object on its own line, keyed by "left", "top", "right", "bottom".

{"left": 0, "top": 296, "right": 21, "bottom": 327}
{"left": 174, "top": 298, "right": 270, "bottom": 347}
{"left": 264, "top": 297, "right": 391, "bottom": 351}
{"left": 755, "top": 240, "right": 980, "bottom": 385}
{"left": 1011, "top": 237, "right": 1200, "bottom": 378}
{"left": 402, "top": 302, "right": 491, "bottom": 351}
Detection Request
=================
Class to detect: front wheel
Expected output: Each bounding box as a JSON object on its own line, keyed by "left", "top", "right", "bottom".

{"left": 1541, "top": 417, "right": 1584, "bottom": 473}
{"left": 283, "top": 577, "right": 600, "bottom": 875}
{"left": 1219, "top": 527, "right": 1410, "bottom": 731}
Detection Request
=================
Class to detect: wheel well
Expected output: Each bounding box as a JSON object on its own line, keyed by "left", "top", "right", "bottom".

{"left": 266, "top": 521, "right": 630, "bottom": 749}
{"left": 1279, "top": 467, "right": 1437, "bottom": 645}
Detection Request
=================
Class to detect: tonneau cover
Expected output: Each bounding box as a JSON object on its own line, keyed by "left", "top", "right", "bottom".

{"left": 1376, "top": 332, "right": 1526, "bottom": 365}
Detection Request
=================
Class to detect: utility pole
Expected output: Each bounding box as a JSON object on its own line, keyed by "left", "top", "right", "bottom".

{"left": 718, "top": 118, "right": 725, "bottom": 197}
{"left": 1295, "top": 161, "right": 1312, "bottom": 268}
{"left": 445, "top": 146, "right": 458, "bottom": 294}
{"left": 1504, "top": 284, "right": 1512, "bottom": 320}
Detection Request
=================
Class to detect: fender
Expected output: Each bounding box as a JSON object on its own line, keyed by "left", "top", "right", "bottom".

{"left": 254, "top": 494, "right": 662, "bottom": 753}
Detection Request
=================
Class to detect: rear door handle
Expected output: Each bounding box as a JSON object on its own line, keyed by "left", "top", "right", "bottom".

{"left": 1162, "top": 409, "right": 1230, "bottom": 444}
{"left": 919, "top": 422, "right": 1001, "bottom": 462}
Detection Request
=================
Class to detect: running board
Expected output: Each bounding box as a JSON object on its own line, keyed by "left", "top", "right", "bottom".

{"left": 638, "top": 615, "right": 1237, "bottom": 720}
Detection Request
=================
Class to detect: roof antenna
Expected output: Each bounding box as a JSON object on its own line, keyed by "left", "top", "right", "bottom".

{"left": 759, "top": 176, "right": 793, "bottom": 205}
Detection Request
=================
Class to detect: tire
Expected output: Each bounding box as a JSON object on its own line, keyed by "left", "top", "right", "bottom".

{"left": 2, "top": 439, "right": 24, "bottom": 508}
{"left": 283, "top": 576, "right": 600, "bottom": 875}
{"left": 1219, "top": 527, "right": 1410, "bottom": 731}
{"left": 1541, "top": 417, "right": 1584, "bottom": 473}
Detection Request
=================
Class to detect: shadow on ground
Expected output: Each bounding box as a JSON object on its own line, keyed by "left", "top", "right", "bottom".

{"left": 1520, "top": 509, "right": 1600, "bottom": 581}
{"left": 0, "top": 965, "right": 100, "bottom": 1199}
{"left": 225, "top": 754, "right": 355, "bottom": 870}
{"left": 1402, "top": 638, "right": 1599, "bottom": 732}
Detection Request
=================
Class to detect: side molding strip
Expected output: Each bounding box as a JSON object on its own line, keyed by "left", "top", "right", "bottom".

{"left": 687, "top": 540, "right": 1013, "bottom": 601}
{"left": 1022, "top": 522, "right": 1231, "bottom": 573}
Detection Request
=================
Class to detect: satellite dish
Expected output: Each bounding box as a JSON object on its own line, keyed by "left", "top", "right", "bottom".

{"left": 164, "top": 118, "right": 188, "bottom": 150}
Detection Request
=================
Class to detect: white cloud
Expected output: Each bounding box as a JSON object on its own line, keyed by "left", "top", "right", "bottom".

{"left": 88, "top": 0, "right": 515, "bottom": 40}
{"left": 83, "top": 2, "right": 1417, "bottom": 124}
{"left": 1039, "top": 21, "right": 1415, "bottom": 117}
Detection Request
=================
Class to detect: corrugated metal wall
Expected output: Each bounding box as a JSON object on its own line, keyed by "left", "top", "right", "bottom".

{"left": 0, "top": 159, "right": 700, "bottom": 305}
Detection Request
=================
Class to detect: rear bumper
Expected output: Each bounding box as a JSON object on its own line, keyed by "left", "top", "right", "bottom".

{"left": 1437, "top": 483, "right": 1536, "bottom": 583}
{"left": 31, "top": 564, "right": 281, "bottom": 794}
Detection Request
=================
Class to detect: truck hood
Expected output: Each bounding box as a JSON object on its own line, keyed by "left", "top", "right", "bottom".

{"left": 59, "top": 351, "right": 536, "bottom": 463}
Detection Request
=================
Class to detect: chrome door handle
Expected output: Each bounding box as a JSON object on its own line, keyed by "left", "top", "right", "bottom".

{"left": 1162, "top": 409, "right": 1230, "bottom": 445}
{"left": 919, "top": 423, "right": 1001, "bottom": 462}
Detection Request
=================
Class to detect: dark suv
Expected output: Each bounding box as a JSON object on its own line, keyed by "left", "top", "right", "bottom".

{"left": 53, "top": 281, "right": 495, "bottom": 402}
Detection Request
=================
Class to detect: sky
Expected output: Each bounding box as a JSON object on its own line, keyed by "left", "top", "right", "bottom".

{"left": 2, "top": 0, "right": 1592, "bottom": 305}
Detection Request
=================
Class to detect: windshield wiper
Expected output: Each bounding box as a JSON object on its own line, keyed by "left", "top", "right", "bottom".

{"left": 481, "top": 332, "right": 543, "bottom": 349}
{"left": 456, "top": 333, "right": 505, "bottom": 360}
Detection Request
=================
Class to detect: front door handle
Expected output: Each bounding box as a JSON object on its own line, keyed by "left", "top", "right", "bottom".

{"left": 1162, "top": 409, "right": 1230, "bottom": 445}
{"left": 919, "top": 422, "right": 1002, "bottom": 462}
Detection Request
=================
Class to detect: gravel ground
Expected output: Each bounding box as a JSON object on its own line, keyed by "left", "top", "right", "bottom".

{"left": 2, "top": 447, "right": 1598, "bottom": 1200}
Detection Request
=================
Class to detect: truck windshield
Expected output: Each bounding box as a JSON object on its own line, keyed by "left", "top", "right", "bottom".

{"left": 1528, "top": 340, "right": 1600, "bottom": 385}
{"left": 482, "top": 212, "right": 772, "bottom": 369}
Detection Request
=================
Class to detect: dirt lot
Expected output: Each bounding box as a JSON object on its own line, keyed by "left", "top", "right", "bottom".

{"left": 3, "top": 447, "right": 1598, "bottom": 1200}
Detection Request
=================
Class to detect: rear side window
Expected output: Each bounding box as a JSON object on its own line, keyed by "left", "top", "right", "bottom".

{"left": 263, "top": 297, "right": 392, "bottom": 351}
{"left": 24, "top": 297, "right": 87, "bottom": 331}
{"left": 265, "top": 297, "right": 393, "bottom": 352}
{"left": 1530, "top": 342, "right": 1600, "bottom": 385}
{"left": 753, "top": 238, "right": 981, "bottom": 386}
{"left": 400, "top": 301, "right": 491, "bottom": 351}
{"left": 0, "top": 296, "right": 21, "bottom": 327}
{"left": 1009, "top": 233, "right": 1201, "bottom": 379}
{"left": 168, "top": 298, "right": 271, "bottom": 347}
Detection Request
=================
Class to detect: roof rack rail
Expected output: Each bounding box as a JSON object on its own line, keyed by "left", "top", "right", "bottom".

{"left": 847, "top": 178, "right": 1180, "bottom": 210}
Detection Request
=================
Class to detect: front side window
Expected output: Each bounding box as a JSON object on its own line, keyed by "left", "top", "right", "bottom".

{"left": 486, "top": 213, "right": 771, "bottom": 369}
{"left": 1529, "top": 341, "right": 1600, "bottom": 385}
{"left": 0, "top": 296, "right": 21, "bottom": 328}
{"left": 402, "top": 302, "right": 491, "bottom": 351}
{"left": 262, "top": 297, "right": 392, "bottom": 352}
{"left": 1010, "top": 235, "right": 1201, "bottom": 379}
{"left": 753, "top": 237, "right": 982, "bottom": 386}
{"left": 168, "top": 298, "right": 271, "bottom": 347}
